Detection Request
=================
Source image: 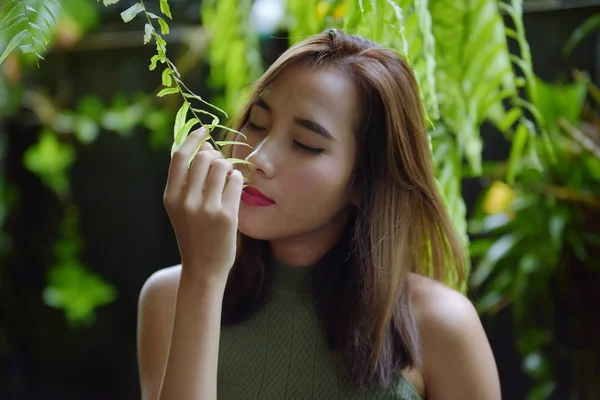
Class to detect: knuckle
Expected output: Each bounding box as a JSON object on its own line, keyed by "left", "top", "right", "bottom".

{"left": 213, "top": 158, "right": 231, "bottom": 170}
{"left": 183, "top": 198, "right": 197, "bottom": 213}
{"left": 172, "top": 149, "right": 188, "bottom": 161}
{"left": 163, "top": 194, "right": 175, "bottom": 208}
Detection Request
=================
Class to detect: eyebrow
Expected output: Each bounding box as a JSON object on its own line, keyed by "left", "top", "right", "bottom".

{"left": 252, "top": 97, "right": 337, "bottom": 141}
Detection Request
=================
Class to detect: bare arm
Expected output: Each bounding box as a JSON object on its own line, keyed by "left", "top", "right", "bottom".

{"left": 158, "top": 270, "right": 227, "bottom": 400}
{"left": 415, "top": 280, "right": 501, "bottom": 399}
{"left": 137, "top": 127, "right": 243, "bottom": 400}
{"left": 137, "top": 267, "right": 179, "bottom": 400}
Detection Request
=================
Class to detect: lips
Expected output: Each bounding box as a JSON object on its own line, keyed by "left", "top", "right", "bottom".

{"left": 241, "top": 186, "right": 275, "bottom": 207}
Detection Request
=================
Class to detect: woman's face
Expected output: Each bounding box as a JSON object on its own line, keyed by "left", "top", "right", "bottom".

{"left": 232, "top": 64, "right": 362, "bottom": 242}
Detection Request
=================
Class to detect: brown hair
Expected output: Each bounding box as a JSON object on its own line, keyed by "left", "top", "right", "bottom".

{"left": 220, "top": 29, "right": 467, "bottom": 390}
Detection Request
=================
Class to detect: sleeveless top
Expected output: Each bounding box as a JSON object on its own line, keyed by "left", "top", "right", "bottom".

{"left": 217, "top": 258, "right": 422, "bottom": 399}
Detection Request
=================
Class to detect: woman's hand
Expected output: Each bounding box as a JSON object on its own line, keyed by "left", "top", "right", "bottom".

{"left": 163, "top": 127, "right": 244, "bottom": 282}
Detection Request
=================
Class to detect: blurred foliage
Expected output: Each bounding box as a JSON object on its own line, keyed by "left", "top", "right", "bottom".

{"left": 469, "top": 70, "right": 600, "bottom": 399}
{"left": 42, "top": 204, "right": 117, "bottom": 326}
{"left": 563, "top": 12, "right": 600, "bottom": 57}
{"left": 201, "top": 0, "right": 262, "bottom": 113}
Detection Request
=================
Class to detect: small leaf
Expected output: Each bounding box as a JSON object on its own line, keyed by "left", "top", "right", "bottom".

{"left": 0, "top": 2, "right": 20, "bottom": 25}
{"left": 173, "top": 102, "right": 190, "bottom": 144}
{"left": 226, "top": 158, "right": 252, "bottom": 166}
{"left": 214, "top": 141, "right": 252, "bottom": 148}
{"left": 175, "top": 118, "right": 200, "bottom": 146}
{"left": 215, "top": 124, "right": 246, "bottom": 139}
{"left": 149, "top": 54, "right": 162, "bottom": 70}
{"left": 158, "top": 18, "right": 170, "bottom": 35}
{"left": 182, "top": 93, "right": 227, "bottom": 118}
{"left": 32, "top": 36, "right": 45, "bottom": 49}
{"left": 157, "top": 87, "right": 179, "bottom": 97}
{"left": 497, "top": 108, "right": 522, "bottom": 132}
{"left": 0, "top": 15, "right": 26, "bottom": 34}
{"left": 102, "top": 0, "right": 120, "bottom": 6}
{"left": 143, "top": 23, "right": 153, "bottom": 44}
{"left": 19, "top": 43, "right": 34, "bottom": 54}
{"left": 563, "top": 14, "right": 600, "bottom": 56}
{"left": 160, "top": 0, "right": 172, "bottom": 19}
{"left": 161, "top": 68, "right": 172, "bottom": 87}
{"left": 120, "top": 3, "right": 144, "bottom": 23}
{"left": 506, "top": 122, "right": 528, "bottom": 185}
{"left": 42, "top": 3, "right": 57, "bottom": 24}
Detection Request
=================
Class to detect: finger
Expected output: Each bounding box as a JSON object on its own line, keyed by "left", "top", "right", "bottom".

{"left": 184, "top": 149, "right": 223, "bottom": 202}
{"left": 223, "top": 169, "right": 244, "bottom": 212}
{"left": 204, "top": 159, "right": 233, "bottom": 208}
{"left": 177, "top": 127, "right": 210, "bottom": 154}
{"left": 165, "top": 128, "right": 209, "bottom": 200}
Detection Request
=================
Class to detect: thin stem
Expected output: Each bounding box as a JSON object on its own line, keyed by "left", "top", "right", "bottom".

{"left": 139, "top": 0, "right": 219, "bottom": 148}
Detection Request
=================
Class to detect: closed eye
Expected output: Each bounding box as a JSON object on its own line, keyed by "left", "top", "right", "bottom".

{"left": 246, "top": 121, "right": 267, "bottom": 133}
{"left": 293, "top": 140, "right": 325, "bottom": 154}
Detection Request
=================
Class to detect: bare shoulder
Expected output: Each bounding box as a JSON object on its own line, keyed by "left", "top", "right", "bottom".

{"left": 408, "top": 273, "right": 479, "bottom": 333}
{"left": 408, "top": 273, "right": 501, "bottom": 400}
{"left": 140, "top": 264, "right": 182, "bottom": 302}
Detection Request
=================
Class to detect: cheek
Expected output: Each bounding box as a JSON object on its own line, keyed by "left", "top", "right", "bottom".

{"left": 285, "top": 160, "right": 351, "bottom": 203}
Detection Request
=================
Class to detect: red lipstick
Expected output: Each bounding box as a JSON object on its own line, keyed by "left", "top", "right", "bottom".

{"left": 241, "top": 186, "right": 275, "bottom": 207}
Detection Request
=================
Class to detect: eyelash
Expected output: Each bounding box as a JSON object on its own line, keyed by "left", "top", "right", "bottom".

{"left": 246, "top": 121, "right": 325, "bottom": 155}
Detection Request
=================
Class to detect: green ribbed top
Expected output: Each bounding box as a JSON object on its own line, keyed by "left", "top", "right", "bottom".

{"left": 217, "top": 259, "right": 422, "bottom": 399}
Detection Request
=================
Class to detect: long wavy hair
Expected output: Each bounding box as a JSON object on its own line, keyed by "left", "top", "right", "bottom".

{"left": 219, "top": 29, "right": 467, "bottom": 390}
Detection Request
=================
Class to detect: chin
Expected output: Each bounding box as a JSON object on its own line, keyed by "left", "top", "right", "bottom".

{"left": 237, "top": 208, "right": 279, "bottom": 240}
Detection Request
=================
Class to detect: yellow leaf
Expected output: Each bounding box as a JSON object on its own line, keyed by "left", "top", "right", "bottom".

{"left": 483, "top": 181, "right": 515, "bottom": 215}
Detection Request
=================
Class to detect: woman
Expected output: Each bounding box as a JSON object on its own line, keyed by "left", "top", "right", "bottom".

{"left": 137, "top": 29, "right": 501, "bottom": 399}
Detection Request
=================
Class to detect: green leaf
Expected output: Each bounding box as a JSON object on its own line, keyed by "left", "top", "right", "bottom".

{"left": 120, "top": 3, "right": 144, "bottom": 23}
{"left": 101, "top": 0, "right": 120, "bottom": 6}
{"left": 173, "top": 118, "right": 200, "bottom": 155}
{"left": 178, "top": 117, "right": 200, "bottom": 138}
{"left": 214, "top": 124, "right": 246, "bottom": 139}
{"left": 43, "top": 262, "right": 117, "bottom": 324}
{"left": 149, "top": 54, "right": 162, "bottom": 70}
{"left": 143, "top": 23, "right": 153, "bottom": 44}
{"left": 161, "top": 68, "right": 172, "bottom": 87}
{"left": 563, "top": 13, "right": 600, "bottom": 56}
{"left": 497, "top": 107, "right": 522, "bottom": 132}
{"left": 20, "top": 43, "right": 34, "bottom": 53}
{"left": 0, "top": 30, "right": 28, "bottom": 65}
{"left": 158, "top": 17, "right": 170, "bottom": 35}
{"left": 157, "top": 87, "right": 179, "bottom": 97}
{"left": 160, "top": 0, "right": 172, "bottom": 19}
{"left": 0, "top": 15, "right": 26, "bottom": 35}
{"left": 172, "top": 102, "right": 190, "bottom": 148}
{"left": 470, "top": 233, "right": 520, "bottom": 287}
{"left": 226, "top": 158, "right": 252, "bottom": 166}
{"left": 214, "top": 140, "right": 252, "bottom": 148}
{"left": 506, "top": 122, "right": 528, "bottom": 185}
{"left": 42, "top": 2, "right": 57, "bottom": 24}
{"left": 0, "top": 1, "right": 20, "bottom": 25}
{"left": 75, "top": 117, "right": 99, "bottom": 144}
{"left": 22, "top": 129, "right": 75, "bottom": 197}
{"left": 182, "top": 92, "right": 227, "bottom": 118}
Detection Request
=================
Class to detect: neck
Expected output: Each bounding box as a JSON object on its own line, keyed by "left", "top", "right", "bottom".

{"left": 269, "top": 210, "right": 348, "bottom": 266}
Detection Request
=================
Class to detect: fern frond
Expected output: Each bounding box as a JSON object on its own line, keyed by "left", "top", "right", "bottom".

{"left": 431, "top": 0, "right": 514, "bottom": 174}
{"left": 0, "top": 0, "right": 60, "bottom": 66}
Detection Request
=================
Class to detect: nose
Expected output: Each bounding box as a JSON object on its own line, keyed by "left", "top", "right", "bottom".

{"left": 245, "top": 135, "right": 276, "bottom": 179}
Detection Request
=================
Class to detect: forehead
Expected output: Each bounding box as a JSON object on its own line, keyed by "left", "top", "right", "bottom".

{"left": 259, "top": 64, "right": 362, "bottom": 132}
